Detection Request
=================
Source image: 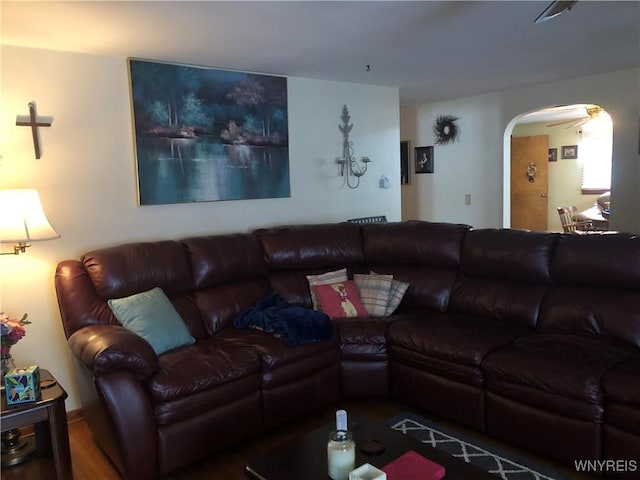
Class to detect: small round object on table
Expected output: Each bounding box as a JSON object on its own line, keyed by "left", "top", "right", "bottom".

{"left": 359, "top": 439, "right": 385, "bottom": 456}
{"left": 41, "top": 378, "right": 57, "bottom": 389}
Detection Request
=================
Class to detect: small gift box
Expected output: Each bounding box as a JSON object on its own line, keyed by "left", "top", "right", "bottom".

{"left": 350, "top": 463, "right": 386, "bottom": 480}
{"left": 5, "top": 365, "right": 40, "bottom": 405}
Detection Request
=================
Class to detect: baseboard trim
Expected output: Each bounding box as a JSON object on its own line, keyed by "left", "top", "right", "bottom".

{"left": 66, "top": 407, "right": 84, "bottom": 424}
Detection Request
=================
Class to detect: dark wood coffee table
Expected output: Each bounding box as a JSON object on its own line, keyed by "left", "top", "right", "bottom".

{"left": 245, "top": 415, "right": 495, "bottom": 479}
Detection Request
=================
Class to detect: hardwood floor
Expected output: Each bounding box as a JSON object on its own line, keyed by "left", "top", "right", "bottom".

{"left": 1, "top": 398, "right": 587, "bottom": 480}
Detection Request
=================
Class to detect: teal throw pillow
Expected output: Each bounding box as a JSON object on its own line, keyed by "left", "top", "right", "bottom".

{"left": 108, "top": 287, "right": 195, "bottom": 355}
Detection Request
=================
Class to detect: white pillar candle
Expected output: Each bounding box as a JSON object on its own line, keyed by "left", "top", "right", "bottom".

{"left": 328, "top": 410, "right": 355, "bottom": 480}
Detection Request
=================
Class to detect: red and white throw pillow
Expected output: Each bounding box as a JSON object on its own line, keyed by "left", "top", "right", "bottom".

{"left": 313, "top": 281, "right": 368, "bottom": 320}
{"left": 306, "top": 268, "right": 348, "bottom": 311}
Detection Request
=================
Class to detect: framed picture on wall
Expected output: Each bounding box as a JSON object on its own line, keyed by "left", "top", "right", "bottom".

{"left": 400, "top": 140, "right": 410, "bottom": 184}
{"left": 415, "top": 146, "right": 434, "bottom": 174}
{"left": 561, "top": 145, "right": 578, "bottom": 159}
{"left": 548, "top": 148, "right": 558, "bottom": 162}
{"left": 128, "top": 58, "right": 290, "bottom": 205}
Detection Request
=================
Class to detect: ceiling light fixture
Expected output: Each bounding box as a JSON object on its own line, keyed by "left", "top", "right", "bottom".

{"left": 534, "top": 1, "right": 578, "bottom": 24}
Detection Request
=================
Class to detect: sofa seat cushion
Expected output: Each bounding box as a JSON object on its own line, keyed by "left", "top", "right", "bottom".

{"left": 214, "top": 328, "right": 340, "bottom": 388}
{"left": 603, "top": 358, "right": 640, "bottom": 404}
{"left": 334, "top": 316, "right": 399, "bottom": 358}
{"left": 146, "top": 338, "right": 262, "bottom": 425}
{"left": 153, "top": 373, "right": 261, "bottom": 427}
{"left": 483, "top": 333, "right": 638, "bottom": 422}
{"left": 386, "top": 313, "right": 530, "bottom": 386}
{"left": 147, "top": 338, "right": 261, "bottom": 402}
{"left": 602, "top": 359, "right": 640, "bottom": 434}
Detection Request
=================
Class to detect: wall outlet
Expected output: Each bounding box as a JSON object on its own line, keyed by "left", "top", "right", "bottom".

{"left": 465, "top": 194, "right": 471, "bottom": 205}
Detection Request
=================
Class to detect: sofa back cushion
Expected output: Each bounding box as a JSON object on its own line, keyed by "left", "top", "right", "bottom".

{"left": 183, "top": 234, "right": 267, "bottom": 288}
{"left": 83, "top": 240, "right": 193, "bottom": 298}
{"left": 182, "top": 234, "right": 272, "bottom": 334}
{"left": 253, "top": 223, "right": 364, "bottom": 307}
{"left": 450, "top": 229, "right": 558, "bottom": 328}
{"left": 78, "top": 240, "right": 206, "bottom": 339}
{"left": 361, "top": 221, "right": 470, "bottom": 312}
{"left": 255, "top": 223, "right": 363, "bottom": 269}
{"left": 549, "top": 233, "right": 640, "bottom": 289}
{"left": 539, "top": 233, "right": 640, "bottom": 347}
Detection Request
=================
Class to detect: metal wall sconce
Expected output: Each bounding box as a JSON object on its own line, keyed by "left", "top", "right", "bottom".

{"left": 335, "top": 105, "right": 371, "bottom": 189}
{"left": 0, "top": 189, "right": 60, "bottom": 255}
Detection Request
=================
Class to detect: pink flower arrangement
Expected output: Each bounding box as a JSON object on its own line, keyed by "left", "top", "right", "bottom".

{"left": 1, "top": 312, "right": 30, "bottom": 356}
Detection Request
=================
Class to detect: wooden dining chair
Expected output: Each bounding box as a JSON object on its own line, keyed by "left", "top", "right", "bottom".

{"left": 557, "top": 206, "right": 594, "bottom": 233}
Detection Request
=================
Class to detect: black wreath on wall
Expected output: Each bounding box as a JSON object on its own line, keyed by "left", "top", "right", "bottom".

{"left": 433, "top": 114, "right": 460, "bottom": 145}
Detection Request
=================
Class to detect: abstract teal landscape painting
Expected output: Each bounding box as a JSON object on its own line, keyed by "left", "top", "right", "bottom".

{"left": 128, "top": 59, "right": 290, "bottom": 205}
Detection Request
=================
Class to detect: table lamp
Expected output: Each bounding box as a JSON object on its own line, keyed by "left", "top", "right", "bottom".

{"left": 0, "top": 189, "right": 59, "bottom": 255}
{"left": 0, "top": 188, "right": 59, "bottom": 466}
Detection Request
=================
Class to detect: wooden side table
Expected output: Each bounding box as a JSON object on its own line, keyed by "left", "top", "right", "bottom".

{"left": 1, "top": 369, "right": 72, "bottom": 480}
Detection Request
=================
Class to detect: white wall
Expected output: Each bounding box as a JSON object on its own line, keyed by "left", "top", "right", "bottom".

{"left": 401, "top": 92, "right": 506, "bottom": 227}
{"left": 401, "top": 68, "right": 640, "bottom": 234}
{"left": 0, "top": 46, "right": 400, "bottom": 410}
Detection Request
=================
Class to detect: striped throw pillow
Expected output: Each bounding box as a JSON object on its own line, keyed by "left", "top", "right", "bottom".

{"left": 384, "top": 278, "right": 410, "bottom": 315}
{"left": 353, "top": 273, "right": 393, "bottom": 317}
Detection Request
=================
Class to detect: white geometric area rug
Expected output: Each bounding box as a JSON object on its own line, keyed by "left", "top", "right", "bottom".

{"left": 387, "top": 413, "right": 570, "bottom": 480}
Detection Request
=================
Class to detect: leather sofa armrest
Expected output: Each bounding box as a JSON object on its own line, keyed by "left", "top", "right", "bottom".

{"left": 96, "top": 371, "right": 159, "bottom": 479}
{"left": 68, "top": 324, "right": 159, "bottom": 380}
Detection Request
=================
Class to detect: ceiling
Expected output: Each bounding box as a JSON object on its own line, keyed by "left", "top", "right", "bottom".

{"left": 1, "top": 1, "right": 638, "bottom": 106}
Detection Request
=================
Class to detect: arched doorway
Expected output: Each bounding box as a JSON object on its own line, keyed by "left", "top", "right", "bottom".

{"left": 503, "top": 104, "right": 613, "bottom": 232}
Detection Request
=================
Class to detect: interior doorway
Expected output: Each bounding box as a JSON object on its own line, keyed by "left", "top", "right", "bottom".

{"left": 505, "top": 104, "right": 613, "bottom": 232}
{"left": 510, "top": 135, "right": 549, "bottom": 231}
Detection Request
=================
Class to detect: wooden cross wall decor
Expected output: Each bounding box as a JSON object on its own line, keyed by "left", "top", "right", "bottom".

{"left": 16, "top": 101, "right": 53, "bottom": 159}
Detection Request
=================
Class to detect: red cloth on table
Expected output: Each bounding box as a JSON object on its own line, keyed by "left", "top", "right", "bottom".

{"left": 381, "top": 450, "right": 446, "bottom": 480}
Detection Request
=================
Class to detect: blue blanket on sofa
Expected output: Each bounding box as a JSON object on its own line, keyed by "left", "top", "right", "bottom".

{"left": 233, "top": 293, "right": 333, "bottom": 345}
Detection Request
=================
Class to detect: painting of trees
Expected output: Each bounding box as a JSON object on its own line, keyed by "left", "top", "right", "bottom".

{"left": 129, "top": 59, "right": 288, "bottom": 145}
{"left": 128, "top": 59, "right": 290, "bottom": 205}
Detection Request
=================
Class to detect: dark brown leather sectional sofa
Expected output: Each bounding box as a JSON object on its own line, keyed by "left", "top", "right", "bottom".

{"left": 54, "top": 221, "right": 640, "bottom": 479}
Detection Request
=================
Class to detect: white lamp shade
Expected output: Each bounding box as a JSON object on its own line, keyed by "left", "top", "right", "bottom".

{"left": 0, "top": 189, "right": 60, "bottom": 243}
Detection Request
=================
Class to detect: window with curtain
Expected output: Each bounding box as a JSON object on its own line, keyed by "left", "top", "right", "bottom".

{"left": 580, "top": 111, "right": 612, "bottom": 194}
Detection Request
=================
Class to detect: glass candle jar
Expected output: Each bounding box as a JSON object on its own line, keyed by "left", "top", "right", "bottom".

{"left": 327, "top": 429, "right": 355, "bottom": 480}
